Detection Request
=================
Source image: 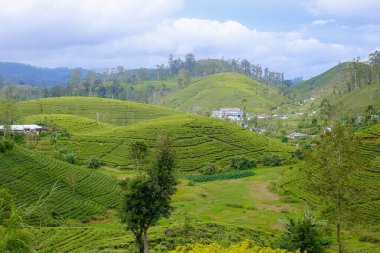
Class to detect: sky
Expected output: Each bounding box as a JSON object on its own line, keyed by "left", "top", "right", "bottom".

{"left": 0, "top": 0, "right": 379, "bottom": 79}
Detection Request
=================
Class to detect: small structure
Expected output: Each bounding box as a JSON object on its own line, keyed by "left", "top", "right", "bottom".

{"left": 211, "top": 108, "right": 243, "bottom": 121}
{"left": 288, "top": 132, "right": 308, "bottom": 139}
{"left": 0, "top": 125, "right": 44, "bottom": 134}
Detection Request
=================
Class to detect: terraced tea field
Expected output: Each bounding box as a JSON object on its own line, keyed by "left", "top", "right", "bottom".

{"left": 17, "top": 97, "right": 183, "bottom": 126}
{"left": 22, "top": 113, "right": 293, "bottom": 171}
{"left": 0, "top": 146, "right": 120, "bottom": 224}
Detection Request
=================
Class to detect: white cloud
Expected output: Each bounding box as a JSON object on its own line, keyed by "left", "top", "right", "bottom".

{"left": 0, "top": 0, "right": 184, "bottom": 50}
{"left": 312, "top": 19, "right": 335, "bottom": 26}
{"left": 309, "top": 0, "right": 380, "bottom": 18}
{"left": 0, "top": 1, "right": 368, "bottom": 78}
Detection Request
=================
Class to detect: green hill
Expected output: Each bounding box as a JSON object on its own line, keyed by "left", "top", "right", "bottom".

{"left": 163, "top": 72, "right": 289, "bottom": 115}
{"left": 289, "top": 62, "right": 352, "bottom": 100}
{"left": 17, "top": 97, "right": 183, "bottom": 126}
{"left": 0, "top": 146, "right": 120, "bottom": 224}
{"left": 22, "top": 113, "right": 293, "bottom": 171}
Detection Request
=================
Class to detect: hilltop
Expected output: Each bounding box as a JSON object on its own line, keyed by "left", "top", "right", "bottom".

{"left": 17, "top": 97, "right": 184, "bottom": 126}
{"left": 163, "top": 72, "right": 289, "bottom": 115}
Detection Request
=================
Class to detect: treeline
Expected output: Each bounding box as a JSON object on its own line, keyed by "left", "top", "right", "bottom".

{"left": 0, "top": 54, "right": 287, "bottom": 102}
{"left": 347, "top": 50, "right": 380, "bottom": 92}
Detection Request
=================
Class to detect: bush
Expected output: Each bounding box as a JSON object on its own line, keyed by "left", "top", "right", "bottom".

{"left": 184, "top": 170, "right": 254, "bottom": 183}
{"left": 230, "top": 155, "right": 257, "bottom": 170}
{"left": 58, "top": 147, "right": 69, "bottom": 154}
{"left": 276, "top": 209, "right": 331, "bottom": 253}
{"left": 64, "top": 153, "right": 77, "bottom": 164}
{"left": 0, "top": 139, "right": 14, "bottom": 153}
{"left": 263, "top": 154, "right": 282, "bottom": 166}
{"left": 200, "top": 163, "right": 218, "bottom": 175}
{"left": 88, "top": 156, "right": 101, "bottom": 169}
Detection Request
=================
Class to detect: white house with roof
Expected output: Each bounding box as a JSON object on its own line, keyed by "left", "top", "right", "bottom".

{"left": 0, "top": 125, "right": 44, "bottom": 134}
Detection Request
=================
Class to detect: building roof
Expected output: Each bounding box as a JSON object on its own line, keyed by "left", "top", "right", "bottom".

{"left": 0, "top": 125, "right": 42, "bottom": 131}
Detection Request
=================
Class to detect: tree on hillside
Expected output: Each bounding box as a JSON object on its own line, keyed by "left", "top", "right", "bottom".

{"left": 302, "top": 124, "right": 367, "bottom": 253}
{"left": 369, "top": 50, "right": 380, "bottom": 83}
{"left": 120, "top": 135, "right": 177, "bottom": 253}
{"left": 0, "top": 98, "right": 18, "bottom": 138}
{"left": 184, "top": 53, "right": 196, "bottom": 75}
{"left": 69, "top": 68, "right": 81, "bottom": 96}
{"left": 130, "top": 140, "right": 149, "bottom": 174}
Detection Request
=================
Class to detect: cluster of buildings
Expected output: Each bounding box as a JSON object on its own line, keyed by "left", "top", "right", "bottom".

{"left": 211, "top": 108, "right": 243, "bottom": 121}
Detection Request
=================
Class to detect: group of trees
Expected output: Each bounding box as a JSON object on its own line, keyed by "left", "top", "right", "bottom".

{"left": 348, "top": 50, "right": 380, "bottom": 92}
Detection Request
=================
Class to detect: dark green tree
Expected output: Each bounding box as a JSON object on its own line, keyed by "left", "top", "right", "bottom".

{"left": 303, "top": 124, "right": 367, "bottom": 253}
{"left": 121, "top": 135, "right": 177, "bottom": 253}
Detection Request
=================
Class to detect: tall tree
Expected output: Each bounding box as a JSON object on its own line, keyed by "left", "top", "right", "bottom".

{"left": 0, "top": 98, "right": 18, "bottom": 138}
{"left": 120, "top": 135, "right": 177, "bottom": 253}
{"left": 184, "top": 53, "right": 196, "bottom": 74}
{"left": 302, "top": 124, "right": 367, "bottom": 253}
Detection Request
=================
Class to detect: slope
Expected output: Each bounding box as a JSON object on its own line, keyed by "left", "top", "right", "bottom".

{"left": 17, "top": 96, "right": 184, "bottom": 126}
{"left": 163, "top": 72, "right": 289, "bottom": 115}
{"left": 22, "top": 113, "right": 294, "bottom": 171}
{"left": 332, "top": 83, "right": 380, "bottom": 116}
{"left": 0, "top": 146, "right": 120, "bottom": 224}
{"left": 279, "top": 124, "right": 380, "bottom": 224}
{"left": 289, "top": 62, "right": 351, "bottom": 100}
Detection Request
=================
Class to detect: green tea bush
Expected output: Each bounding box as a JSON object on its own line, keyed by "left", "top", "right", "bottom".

{"left": 64, "top": 153, "right": 77, "bottom": 164}
{"left": 200, "top": 163, "right": 218, "bottom": 175}
{"left": 87, "top": 156, "right": 101, "bottom": 169}
{"left": 263, "top": 154, "right": 282, "bottom": 166}
{"left": 230, "top": 155, "right": 257, "bottom": 170}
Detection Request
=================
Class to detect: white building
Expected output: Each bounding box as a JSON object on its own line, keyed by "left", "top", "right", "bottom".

{"left": 0, "top": 125, "right": 43, "bottom": 134}
{"left": 211, "top": 108, "right": 243, "bottom": 121}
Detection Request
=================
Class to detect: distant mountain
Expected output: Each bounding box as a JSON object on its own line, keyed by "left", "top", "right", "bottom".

{"left": 163, "top": 72, "right": 289, "bottom": 114}
{"left": 0, "top": 62, "right": 75, "bottom": 87}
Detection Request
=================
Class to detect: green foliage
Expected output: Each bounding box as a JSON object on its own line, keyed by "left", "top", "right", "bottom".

{"left": 0, "top": 147, "right": 120, "bottom": 224}
{"left": 130, "top": 140, "right": 149, "bottom": 173}
{"left": 302, "top": 124, "right": 369, "bottom": 252}
{"left": 200, "top": 163, "right": 218, "bottom": 175}
{"left": 263, "top": 154, "right": 282, "bottom": 166}
{"left": 230, "top": 155, "right": 257, "bottom": 170}
{"left": 0, "top": 189, "right": 33, "bottom": 253}
{"left": 64, "top": 152, "right": 77, "bottom": 164}
{"left": 87, "top": 156, "right": 101, "bottom": 169}
{"left": 120, "top": 135, "right": 177, "bottom": 253}
{"left": 276, "top": 209, "right": 331, "bottom": 253}
{"left": 0, "top": 139, "right": 14, "bottom": 153}
{"left": 184, "top": 170, "right": 254, "bottom": 183}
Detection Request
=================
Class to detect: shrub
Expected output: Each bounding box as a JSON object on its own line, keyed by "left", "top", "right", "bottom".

{"left": 0, "top": 140, "right": 14, "bottom": 153}
{"left": 184, "top": 170, "right": 254, "bottom": 183}
{"left": 200, "top": 163, "right": 218, "bottom": 175}
{"left": 58, "top": 147, "right": 69, "bottom": 154}
{"left": 263, "top": 154, "right": 282, "bottom": 166}
{"left": 64, "top": 153, "right": 77, "bottom": 164}
{"left": 276, "top": 209, "right": 331, "bottom": 253}
{"left": 230, "top": 155, "right": 257, "bottom": 170}
{"left": 88, "top": 156, "right": 101, "bottom": 169}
